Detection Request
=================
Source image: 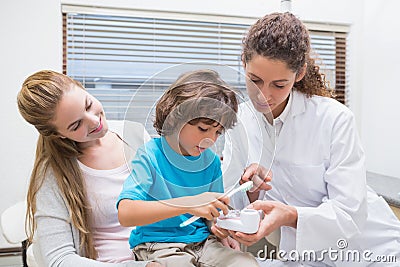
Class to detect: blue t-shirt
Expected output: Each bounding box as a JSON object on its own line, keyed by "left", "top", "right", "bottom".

{"left": 117, "top": 137, "right": 223, "bottom": 248}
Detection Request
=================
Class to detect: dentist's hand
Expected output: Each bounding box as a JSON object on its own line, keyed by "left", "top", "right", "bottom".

{"left": 230, "top": 200, "right": 297, "bottom": 247}
{"left": 241, "top": 163, "right": 273, "bottom": 191}
{"left": 240, "top": 163, "right": 272, "bottom": 202}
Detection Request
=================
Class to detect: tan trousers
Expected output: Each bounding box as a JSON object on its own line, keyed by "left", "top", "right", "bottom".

{"left": 133, "top": 235, "right": 259, "bottom": 267}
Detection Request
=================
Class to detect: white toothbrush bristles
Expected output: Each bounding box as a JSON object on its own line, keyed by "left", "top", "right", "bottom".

{"left": 226, "top": 181, "right": 254, "bottom": 197}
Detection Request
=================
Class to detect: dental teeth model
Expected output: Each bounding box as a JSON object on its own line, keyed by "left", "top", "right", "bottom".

{"left": 180, "top": 181, "right": 254, "bottom": 227}
{"left": 216, "top": 208, "right": 262, "bottom": 234}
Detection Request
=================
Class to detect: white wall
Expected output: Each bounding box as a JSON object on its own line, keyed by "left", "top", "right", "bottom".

{"left": 0, "top": 0, "right": 62, "bottom": 248}
{"left": 1, "top": 0, "right": 398, "bottom": 248}
{"left": 360, "top": 0, "right": 400, "bottom": 178}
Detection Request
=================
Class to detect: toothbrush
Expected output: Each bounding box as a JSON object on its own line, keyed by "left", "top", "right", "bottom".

{"left": 179, "top": 181, "right": 254, "bottom": 227}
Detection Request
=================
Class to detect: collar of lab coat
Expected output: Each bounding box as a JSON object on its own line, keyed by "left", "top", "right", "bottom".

{"left": 273, "top": 90, "right": 306, "bottom": 153}
{"left": 269, "top": 90, "right": 306, "bottom": 126}
{"left": 271, "top": 90, "right": 305, "bottom": 131}
{"left": 289, "top": 90, "right": 307, "bottom": 119}
{"left": 275, "top": 92, "right": 292, "bottom": 124}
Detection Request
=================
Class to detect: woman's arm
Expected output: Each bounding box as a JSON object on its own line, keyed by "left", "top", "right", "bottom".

{"left": 34, "top": 173, "right": 149, "bottom": 267}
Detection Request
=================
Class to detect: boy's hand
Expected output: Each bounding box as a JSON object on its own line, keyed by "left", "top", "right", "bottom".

{"left": 187, "top": 192, "right": 229, "bottom": 220}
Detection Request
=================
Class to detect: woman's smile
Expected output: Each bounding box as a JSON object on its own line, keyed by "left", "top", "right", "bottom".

{"left": 90, "top": 117, "right": 103, "bottom": 135}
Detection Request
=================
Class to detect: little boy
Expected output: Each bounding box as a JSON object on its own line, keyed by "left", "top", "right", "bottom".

{"left": 117, "top": 69, "right": 258, "bottom": 266}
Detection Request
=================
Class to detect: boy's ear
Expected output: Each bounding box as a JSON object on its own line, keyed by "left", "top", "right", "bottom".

{"left": 295, "top": 63, "right": 307, "bottom": 82}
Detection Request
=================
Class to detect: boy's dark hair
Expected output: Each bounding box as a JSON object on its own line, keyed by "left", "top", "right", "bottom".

{"left": 154, "top": 69, "right": 238, "bottom": 136}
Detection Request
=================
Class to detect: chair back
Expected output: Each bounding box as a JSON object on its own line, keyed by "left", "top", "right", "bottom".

{"left": 1, "top": 201, "right": 27, "bottom": 244}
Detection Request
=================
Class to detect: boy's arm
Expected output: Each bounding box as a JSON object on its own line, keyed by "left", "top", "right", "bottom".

{"left": 118, "top": 192, "right": 229, "bottom": 227}
{"left": 118, "top": 198, "right": 186, "bottom": 226}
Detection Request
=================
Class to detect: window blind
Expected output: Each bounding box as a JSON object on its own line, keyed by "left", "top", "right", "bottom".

{"left": 309, "top": 31, "right": 348, "bottom": 104}
{"left": 63, "top": 13, "right": 248, "bottom": 136}
{"left": 63, "top": 9, "right": 348, "bottom": 145}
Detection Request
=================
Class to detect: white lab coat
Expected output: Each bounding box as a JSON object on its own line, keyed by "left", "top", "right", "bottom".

{"left": 223, "top": 91, "right": 400, "bottom": 266}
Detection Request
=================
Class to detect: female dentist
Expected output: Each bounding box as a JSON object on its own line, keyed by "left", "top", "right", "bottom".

{"left": 218, "top": 12, "right": 400, "bottom": 266}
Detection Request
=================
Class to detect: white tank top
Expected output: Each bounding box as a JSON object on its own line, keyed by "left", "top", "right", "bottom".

{"left": 78, "top": 161, "right": 134, "bottom": 263}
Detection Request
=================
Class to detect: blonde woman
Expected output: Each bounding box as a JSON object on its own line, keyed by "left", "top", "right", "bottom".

{"left": 17, "top": 70, "right": 162, "bottom": 267}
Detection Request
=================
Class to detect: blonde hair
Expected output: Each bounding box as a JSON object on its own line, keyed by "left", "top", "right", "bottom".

{"left": 17, "top": 70, "right": 97, "bottom": 259}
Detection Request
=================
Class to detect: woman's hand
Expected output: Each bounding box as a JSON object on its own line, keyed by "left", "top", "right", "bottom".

{"left": 220, "top": 236, "right": 241, "bottom": 250}
{"left": 229, "top": 200, "right": 297, "bottom": 247}
{"left": 210, "top": 222, "right": 230, "bottom": 239}
{"left": 241, "top": 163, "right": 272, "bottom": 202}
{"left": 210, "top": 220, "right": 241, "bottom": 250}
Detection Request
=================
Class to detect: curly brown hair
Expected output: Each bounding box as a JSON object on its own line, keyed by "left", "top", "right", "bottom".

{"left": 242, "top": 12, "right": 333, "bottom": 97}
{"left": 153, "top": 69, "right": 238, "bottom": 136}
